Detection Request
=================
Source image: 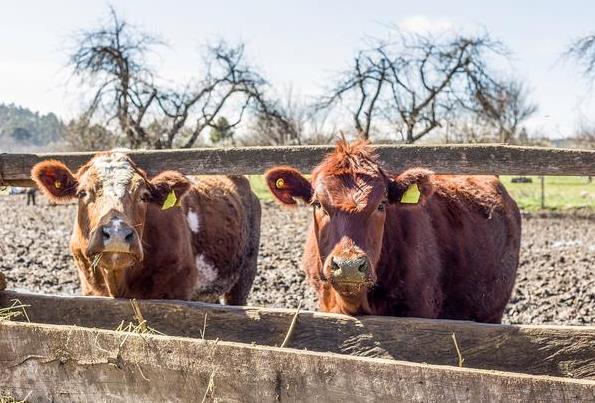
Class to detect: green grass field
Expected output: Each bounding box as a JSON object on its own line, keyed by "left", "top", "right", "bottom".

{"left": 249, "top": 175, "right": 595, "bottom": 211}
{"left": 500, "top": 176, "right": 594, "bottom": 211}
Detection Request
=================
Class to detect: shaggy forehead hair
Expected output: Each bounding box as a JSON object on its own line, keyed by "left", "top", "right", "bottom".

{"left": 313, "top": 140, "right": 383, "bottom": 179}
{"left": 77, "top": 151, "right": 143, "bottom": 197}
{"left": 312, "top": 140, "right": 387, "bottom": 212}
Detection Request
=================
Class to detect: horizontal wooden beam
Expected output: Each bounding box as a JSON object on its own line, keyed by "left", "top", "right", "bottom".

{"left": 2, "top": 291, "right": 594, "bottom": 380}
{"left": 1, "top": 144, "right": 594, "bottom": 186}
{"left": 1, "top": 321, "right": 594, "bottom": 402}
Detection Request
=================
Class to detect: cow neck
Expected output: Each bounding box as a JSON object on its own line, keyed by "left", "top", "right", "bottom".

{"left": 373, "top": 205, "right": 421, "bottom": 297}
{"left": 138, "top": 202, "right": 194, "bottom": 277}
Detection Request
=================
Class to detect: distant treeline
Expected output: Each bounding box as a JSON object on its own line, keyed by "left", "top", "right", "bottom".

{"left": 0, "top": 103, "right": 65, "bottom": 150}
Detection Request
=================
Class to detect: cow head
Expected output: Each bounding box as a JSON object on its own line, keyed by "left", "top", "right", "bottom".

{"left": 32, "top": 152, "right": 191, "bottom": 295}
{"left": 265, "top": 140, "right": 433, "bottom": 304}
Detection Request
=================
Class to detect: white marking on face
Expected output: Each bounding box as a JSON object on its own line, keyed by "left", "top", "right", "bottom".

{"left": 111, "top": 218, "right": 123, "bottom": 231}
{"left": 194, "top": 254, "right": 218, "bottom": 291}
{"left": 92, "top": 153, "right": 134, "bottom": 199}
{"left": 187, "top": 210, "right": 200, "bottom": 234}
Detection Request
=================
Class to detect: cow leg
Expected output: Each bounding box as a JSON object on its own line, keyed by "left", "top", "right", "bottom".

{"left": 224, "top": 203, "right": 260, "bottom": 306}
{"left": 222, "top": 258, "right": 257, "bottom": 305}
{"left": 223, "top": 243, "right": 259, "bottom": 306}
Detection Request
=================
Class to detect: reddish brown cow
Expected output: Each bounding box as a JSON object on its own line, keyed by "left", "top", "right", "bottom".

{"left": 265, "top": 140, "right": 521, "bottom": 322}
{"left": 32, "top": 151, "right": 260, "bottom": 303}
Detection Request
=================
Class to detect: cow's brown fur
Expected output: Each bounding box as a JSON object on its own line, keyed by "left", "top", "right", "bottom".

{"left": 265, "top": 140, "right": 521, "bottom": 322}
{"left": 32, "top": 152, "right": 260, "bottom": 303}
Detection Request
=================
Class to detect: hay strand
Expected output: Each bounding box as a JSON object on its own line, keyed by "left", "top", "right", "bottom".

{"left": 280, "top": 299, "right": 303, "bottom": 348}
{"left": 115, "top": 299, "right": 163, "bottom": 335}
{"left": 0, "top": 299, "right": 30, "bottom": 322}
{"left": 201, "top": 369, "right": 216, "bottom": 403}
{"left": 451, "top": 332, "right": 465, "bottom": 367}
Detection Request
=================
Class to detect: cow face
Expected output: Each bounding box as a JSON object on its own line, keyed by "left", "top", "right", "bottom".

{"left": 265, "top": 141, "right": 432, "bottom": 300}
{"left": 32, "top": 152, "right": 191, "bottom": 283}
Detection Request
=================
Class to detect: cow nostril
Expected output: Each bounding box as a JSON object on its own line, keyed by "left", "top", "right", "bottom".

{"left": 101, "top": 227, "right": 110, "bottom": 241}
{"left": 125, "top": 231, "right": 134, "bottom": 243}
{"left": 358, "top": 262, "right": 368, "bottom": 273}
{"left": 330, "top": 258, "right": 340, "bottom": 271}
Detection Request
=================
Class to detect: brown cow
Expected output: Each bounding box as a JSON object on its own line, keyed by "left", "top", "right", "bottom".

{"left": 265, "top": 140, "right": 521, "bottom": 322}
{"left": 31, "top": 151, "right": 260, "bottom": 303}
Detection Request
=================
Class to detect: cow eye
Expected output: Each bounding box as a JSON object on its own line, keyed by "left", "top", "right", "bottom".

{"left": 312, "top": 201, "right": 327, "bottom": 215}
{"left": 77, "top": 190, "right": 87, "bottom": 199}
{"left": 377, "top": 201, "right": 386, "bottom": 212}
{"left": 139, "top": 191, "right": 151, "bottom": 202}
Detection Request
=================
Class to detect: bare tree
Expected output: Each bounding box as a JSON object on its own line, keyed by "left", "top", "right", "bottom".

{"left": 245, "top": 87, "right": 306, "bottom": 146}
{"left": 567, "top": 33, "right": 595, "bottom": 81}
{"left": 317, "top": 31, "right": 509, "bottom": 143}
{"left": 69, "top": 7, "right": 269, "bottom": 149}
{"left": 244, "top": 87, "right": 338, "bottom": 145}
{"left": 574, "top": 122, "right": 595, "bottom": 149}
{"left": 470, "top": 79, "right": 537, "bottom": 143}
{"left": 63, "top": 114, "right": 118, "bottom": 151}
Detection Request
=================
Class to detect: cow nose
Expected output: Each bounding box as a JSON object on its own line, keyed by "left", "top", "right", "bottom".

{"left": 101, "top": 221, "right": 135, "bottom": 245}
{"left": 330, "top": 255, "right": 370, "bottom": 281}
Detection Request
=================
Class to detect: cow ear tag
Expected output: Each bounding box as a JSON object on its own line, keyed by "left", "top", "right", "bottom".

{"left": 400, "top": 184, "right": 420, "bottom": 204}
{"left": 162, "top": 190, "right": 177, "bottom": 210}
{"left": 275, "top": 178, "right": 285, "bottom": 189}
{"left": 54, "top": 180, "right": 62, "bottom": 189}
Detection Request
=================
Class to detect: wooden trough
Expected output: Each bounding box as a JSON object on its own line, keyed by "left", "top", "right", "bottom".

{"left": 1, "top": 291, "right": 595, "bottom": 402}
{"left": 1, "top": 144, "right": 594, "bottom": 401}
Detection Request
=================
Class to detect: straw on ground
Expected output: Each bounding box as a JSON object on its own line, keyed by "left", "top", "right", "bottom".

{"left": 0, "top": 299, "right": 30, "bottom": 322}
{"left": 115, "top": 299, "right": 163, "bottom": 335}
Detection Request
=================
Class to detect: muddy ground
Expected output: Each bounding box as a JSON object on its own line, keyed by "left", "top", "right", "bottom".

{"left": 0, "top": 194, "right": 593, "bottom": 325}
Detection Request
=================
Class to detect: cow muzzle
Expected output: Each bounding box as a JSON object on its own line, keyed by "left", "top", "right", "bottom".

{"left": 325, "top": 254, "right": 374, "bottom": 295}
{"left": 87, "top": 218, "right": 142, "bottom": 269}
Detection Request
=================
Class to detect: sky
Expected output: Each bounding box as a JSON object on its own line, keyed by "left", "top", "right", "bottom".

{"left": 0, "top": 0, "right": 594, "bottom": 138}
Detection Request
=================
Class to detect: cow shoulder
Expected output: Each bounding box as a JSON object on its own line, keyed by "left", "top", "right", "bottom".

{"left": 430, "top": 175, "right": 512, "bottom": 217}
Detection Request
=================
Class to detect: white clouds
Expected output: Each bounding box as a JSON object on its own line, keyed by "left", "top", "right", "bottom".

{"left": 398, "top": 15, "right": 454, "bottom": 34}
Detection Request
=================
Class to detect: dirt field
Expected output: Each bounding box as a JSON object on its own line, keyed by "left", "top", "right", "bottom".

{"left": 0, "top": 194, "right": 593, "bottom": 325}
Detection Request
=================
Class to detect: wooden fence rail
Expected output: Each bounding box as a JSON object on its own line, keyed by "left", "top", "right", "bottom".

{"left": 2, "top": 290, "right": 593, "bottom": 380}
{"left": 1, "top": 321, "right": 594, "bottom": 402}
{"left": 1, "top": 144, "right": 594, "bottom": 186}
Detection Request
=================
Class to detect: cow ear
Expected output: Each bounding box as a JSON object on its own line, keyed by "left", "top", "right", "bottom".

{"left": 31, "top": 160, "right": 78, "bottom": 203}
{"left": 149, "top": 171, "right": 192, "bottom": 207}
{"left": 265, "top": 166, "right": 313, "bottom": 205}
{"left": 387, "top": 168, "right": 434, "bottom": 205}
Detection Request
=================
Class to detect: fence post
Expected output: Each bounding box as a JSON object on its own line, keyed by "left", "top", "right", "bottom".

{"left": 540, "top": 176, "right": 545, "bottom": 209}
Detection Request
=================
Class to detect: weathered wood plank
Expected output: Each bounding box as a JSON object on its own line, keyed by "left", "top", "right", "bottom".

{"left": 1, "top": 144, "right": 594, "bottom": 186}
{"left": 0, "top": 321, "right": 594, "bottom": 403}
{"left": 2, "top": 290, "right": 594, "bottom": 380}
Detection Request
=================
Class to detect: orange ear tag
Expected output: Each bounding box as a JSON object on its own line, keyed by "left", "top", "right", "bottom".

{"left": 275, "top": 178, "right": 285, "bottom": 189}
{"left": 54, "top": 180, "right": 62, "bottom": 189}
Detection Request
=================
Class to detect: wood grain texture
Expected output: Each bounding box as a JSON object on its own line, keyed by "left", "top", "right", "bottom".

{"left": 1, "top": 321, "right": 594, "bottom": 403}
{"left": 1, "top": 144, "right": 594, "bottom": 186}
{"left": 2, "top": 290, "right": 594, "bottom": 380}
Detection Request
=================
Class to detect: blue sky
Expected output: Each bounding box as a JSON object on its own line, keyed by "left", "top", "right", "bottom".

{"left": 1, "top": 0, "right": 594, "bottom": 138}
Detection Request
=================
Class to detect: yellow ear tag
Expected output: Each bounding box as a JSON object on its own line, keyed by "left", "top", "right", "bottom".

{"left": 400, "top": 184, "right": 421, "bottom": 204}
{"left": 275, "top": 178, "right": 285, "bottom": 189}
{"left": 54, "top": 180, "right": 62, "bottom": 189}
{"left": 162, "top": 190, "right": 177, "bottom": 210}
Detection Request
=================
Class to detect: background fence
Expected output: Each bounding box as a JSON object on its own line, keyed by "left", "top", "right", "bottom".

{"left": 1, "top": 144, "right": 594, "bottom": 187}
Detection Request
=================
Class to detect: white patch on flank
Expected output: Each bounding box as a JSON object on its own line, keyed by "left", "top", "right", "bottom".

{"left": 194, "top": 254, "right": 218, "bottom": 291}
{"left": 93, "top": 152, "right": 134, "bottom": 198}
{"left": 187, "top": 210, "right": 200, "bottom": 234}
